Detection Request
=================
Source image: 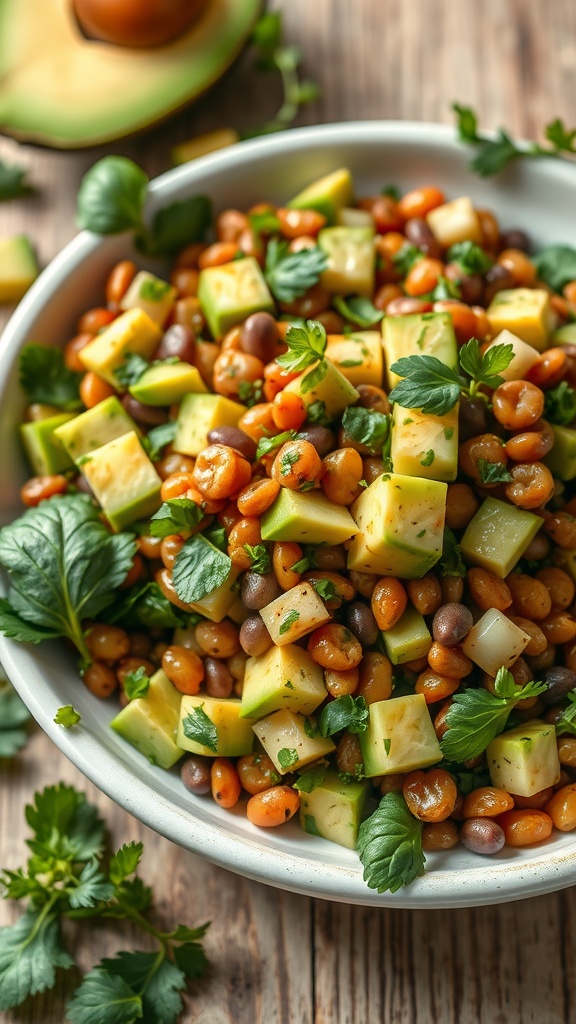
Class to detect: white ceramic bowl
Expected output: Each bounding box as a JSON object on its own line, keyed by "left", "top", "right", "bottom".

{"left": 2, "top": 121, "right": 576, "bottom": 909}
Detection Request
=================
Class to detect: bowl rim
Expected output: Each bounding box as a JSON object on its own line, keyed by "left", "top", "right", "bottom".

{"left": 2, "top": 119, "right": 576, "bottom": 908}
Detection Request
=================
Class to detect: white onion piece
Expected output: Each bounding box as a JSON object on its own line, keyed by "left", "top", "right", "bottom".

{"left": 461, "top": 608, "right": 530, "bottom": 676}
{"left": 484, "top": 330, "right": 540, "bottom": 381}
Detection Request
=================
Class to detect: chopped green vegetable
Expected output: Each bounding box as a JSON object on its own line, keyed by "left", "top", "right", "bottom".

{"left": 54, "top": 706, "right": 81, "bottom": 728}
{"left": 392, "top": 242, "right": 422, "bottom": 277}
{"left": 172, "top": 535, "right": 232, "bottom": 605}
{"left": 438, "top": 528, "right": 466, "bottom": 579}
{"left": 256, "top": 429, "right": 298, "bottom": 459}
{"left": 277, "top": 747, "right": 299, "bottom": 769}
{"left": 276, "top": 319, "right": 327, "bottom": 374}
{"left": 446, "top": 241, "right": 493, "bottom": 276}
{"left": 244, "top": 543, "right": 271, "bottom": 575}
{"left": 533, "top": 246, "right": 576, "bottom": 293}
{"left": 113, "top": 352, "right": 150, "bottom": 388}
{"left": 389, "top": 339, "right": 514, "bottom": 414}
{"left": 150, "top": 498, "right": 205, "bottom": 539}
{"left": 294, "top": 764, "right": 327, "bottom": 792}
{"left": 555, "top": 692, "right": 576, "bottom": 736}
{"left": 357, "top": 791, "right": 425, "bottom": 894}
{"left": 144, "top": 420, "right": 178, "bottom": 461}
{"left": 319, "top": 695, "right": 369, "bottom": 737}
{"left": 19, "top": 344, "right": 83, "bottom": 410}
{"left": 312, "top": 579, "right": 338, "bottom": 602}
{"left": 265, "top": 239, "right": 328, "bottom": 303}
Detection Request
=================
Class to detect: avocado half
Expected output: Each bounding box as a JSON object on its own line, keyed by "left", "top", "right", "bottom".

{"left": 0, "top": 0, "right": 262, "bottom": 148}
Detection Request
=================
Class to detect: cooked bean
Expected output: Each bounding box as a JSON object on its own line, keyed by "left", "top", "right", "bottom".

{"left": 505, "top": 462, "right": 555, "bottom": 509}
{"left": 406, "top": 574, "right": 442, "bottom": 616}
{"left": 540, "top": 612, "right": 576, "bottom": 644}
{"left": 422, "top": 821, "right": 460, "bottom": 851}
{"left": 545, "top": 784, "right": 576, "bottom": 831}
{"left": 403, "top": 769, "right": 457, "bottom": 822}
{"left": 458, "top": 397, "right": 489, "bottom": 443}
{"left": 467, "top": 568, "right": 512, "bottom": 612}
{"left": 21, "top": 474, "right": 68, "bottom": 507}
{"left": 345, "top": 601, "right": 379, "bottom": 647}
{"left": 357, "top": 651, "right": 393, "bottom": 704}
{"left": 83, "top": 660, "right": 118, "bottom": 698}
{"left": 240, "top": 311, "right": 279, "bottom": 362}
{"left": 459, "top": 433, "right": 508, "bottom": 485}
{"left": 296, "top": 424, "right": 336, "bottom": 457}
{"left": 239, "top": 615, "right": 273, "bottom": 656}
{"left": 336, "top": 731, "right": 364, "bottom": 775}
{"left": 304, "top": 571, "right": 355, "bottom": 606}
{"left": 432, "top": 603, "right": 473, "bottom": 646}
{"left": 193, "top": 443, "right": 252, "bottom": 500}
{"left": 160, "top": 534, "right": 185, "bottom": 570}
{"left": 441, "top": 576, "right": 464, "bottom": 604}
{"left": 86, "top": 623, "right": 130, "bottom": 663}
{"left": 237, "top": 752, "right": 280, "bottom": 794}
{"left": 181, "top": 755, "right": 212, "bottom": 794}
{"left": 241, "top": 571, "right": 280, "bottom": 610}
{"left": 272, "top": 391, "right": 307, "bottom": 431}
{"left": 121, "top": 394, "right": 168, "bottom": 425}
{"left": 460, "top": 818, "right": 506, "bottom": 855}
{"left": 497, "top": 809, "right": 553, "bottom": 846}
{"left": 500, "top": 228, "right": 530, "bottom": 252}
{"left": 535, "top": 567, "right": 575, "bottom": 610}
{"left": 349, "top": 571, "right": 378, "bottom": 599}
{"left": 541, "top": 666, "right": 576, "bottom": 706}
{"left": 116, "top": 657, "right": 155, "bottom": 687}
{"left": 356, "top": 384, "right": 390, "bottom": 415}
{"left": 427, "top": 642, "right": 472, "bottom": 679}
{"left": 246, "top": 785, "right": 300, "bottom": 826}
{"left": 404, "top": 216, "right": 442, "bottom": 257}
{"left": 207, "top": 425, "right": 257, "bottom": 460}
{"left": 271, "top": 439, "right": 322, "bottom": 490}
{"left": 362, "top": 457, "right": 387, "bottom": 483}
{"left": 462, "top": 787, "right": 514, "bottom": 818}
{"left": 483, "top": 264, "right": 515, "bottom": 305}
{"left": 371, "top": 577, "right": 408, "bottom": 631}
{"left": 308, "top": 624, "right": 362, "bottom": 670}
{"left": 543, "top": 511, "right": 576, "bottom": 549}
{"left": 445, "top": 483, "right": 480, "bottom": 529}
{"left": 557, "top": 736, "right": 576, "bottom": 767}
{"left": 237, "top": 477, "right": 280, "bottom": 516}
{"left": 195, "top": 620, "right": 240, "bottom": 658}
{"left": 505, "top": 421, "right": 554, "bottom": 462}
{"left": 325, "top": 668, "right": 359, "bottom": 698}
{"left": 507, "top": 617, "right": 547, "bottom": 657}
{"left": 512, "top": 787, "right": 555, "bottom": 810}
{"left": 415, "top": 669, "right": 460, "bottom": 704}
{"left": 314, "top": 545, "right": 347, "bottom": 571}
{"left": 155, "top": 324, "right": 196, "bottom": 363}
{"left": 506, "top": 573, "right": 552, "bottom": 620}
{"left": 162, "top": 645, "right": 204, "bottom": 694}
{"left": 203, "top": 657, "right": 234, "bottom": 698}
{"left": 320, "top": 448, "right": 363, "bottom": 505}
{"left": 227, "top": 651, "right": 248, "bottom": 681}
{"left": 211, "top": 758, "right": 241, "bottom": 808}
{"left": 492, "top": 380, "right": 545, "bottom": 431}
{"left": 272, "top": 541, "right": 303, "bottom": 590}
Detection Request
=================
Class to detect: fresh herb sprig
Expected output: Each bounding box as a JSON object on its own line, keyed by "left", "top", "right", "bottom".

{"left": 555, "top": 691, "right": 576, "bottom": 736}
{"left": 333, "top": 295, "right": 384, "bottom": 327}
{"left": 276, "top": 319, "right": 328, "bottom": 393}
{"left": 150, "top": 498, "right": 205, "bottom": 539}
{"left": 19, "top": 343, "right": 83, "bottom": 410}
{"left": 0, "top": 159, "right": 34, "bottom": 201}
{"left": 265, "top": 238, "right": 328, "bottom": 304}
{"left": 453, "top": 103, "right": 576, "bottom": 177}
{"left": 245, "top": 12, "right": 320, "bottom": 138}
{"left": 388, "top": 338, "right": 514, "bottom": 415}
{"left": 318, "top": 695, "right": 369, "bottom": 738}
{"left": 0, "top": 784, "right": 208, "bottom": 1018}
{"left": 357, "top": 791, "right": 425, "bottom": 894}
{"left": 54, "top": 706, "right": 81, "bottom": 728}
{"left": 440, "top": 667, "right": 547, "bottom": 762}
{"left": 244, "top": 543, "right": 272, "bottom": 575}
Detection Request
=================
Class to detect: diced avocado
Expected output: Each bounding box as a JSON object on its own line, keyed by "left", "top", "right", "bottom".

{"left": 261, "top": 489, "right": 358, "bottom": 546}
{"left": 287, "top": 168, "right": 354, "bottom": 224}
{"left": 110, "top": 669, "right": 183, "bottom": 770}
{"left": 383, "top": 312, "right": 457, "bottom": 389}
{"left": 129, "top": 362, "right": 208, "bottom": 406}
{"left": 171, "top": 128, "right": 240, "bottom": 166}
{"left": 347, "top": 473, "right": 447, "bottom": 577}
{"left": 486, "top": 720, "right": 561, "bottom": 797}
{"left": 54, "top": 396, "right": 137, "bottom": 462}
{"left": 325, "top": 331, "right": 383, "bottom": 388}
{"left": 318, "top": 226, "right": 375, "bottom": 296}
{"left": 173, "top": 392, "right": 245, "bottom": 457}
{"left": 484, "top": 330, "right": 540, "bottom": 381}
{"left": 299, "top": 770, "right": 369, "bottom": 849}
{"left": 119, "top": 271, "right": 176, "bottom": 327}
{"left": 460, "top": 497, "right": 541, "bottom": 579}
{"left": 252, "top": 709, "right": 335, "bottom": 774}
{"left": 80, "top": 430, "right": 161, "bottom": 531}
{"left": 241, "top": 643, "right": 327, "bottom": 719}
{"left": 283, "top": 358, "right": 359, "bottom": 419}
{"left": 426, "top": 196, "right": 482, "bottom": 248}
{"left": 391, "top": 403, "right": 458, "bottom": 482}
{"left": 20, "top": 412, "right": 76, "bottom": 474}
{"left": 486, "top": 288, "right": 555, "bottom": 352}
{"left": 186, "top": 564, "right": 241, "bottom": 623}
{"left": 198, "top": 256, "right": 275, "bottom": 338}
{"left": 461, "top": 608, "right": 530, "bottom": 674}
{"left": 78, "top": 309, "right": 162, "bottom": 387}
{"left": 336, "top": 207, "right": 375, "bottom": 229}
{"left": 381, "top": 606, "right": 432, "bottom": 665}
{"left": 0, "top": 234, "right": 38, "bottom": 303}
{"left": 259, "top": 582, "right": 331, "bottom": 647}
{"left": 544, "top": 424, "right": 576, "bottom": 481}
{"left": 177, "top": 696, "right": 254, "bottom": 758}
{"left": 553, "top": 322, "right": 576, "bottom": 345}
{"left": 359, "top": 693, "right": 441, "bottom": 777}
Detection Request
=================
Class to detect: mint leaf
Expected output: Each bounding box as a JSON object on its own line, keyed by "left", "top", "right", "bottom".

{"left": 319, "top": 695, "right": 369, "bottom": 737}
{"left": 0, "top": 599, "right": 62, "bottom": 645}
{"left": 265, "top": 240, "right": 328, "bottom": 303}
{"left": 357, "top": 791, "right": 425, "bottom": 893}
{"left": 172, "top": 534, "right": 232, "bottom": 604}
{"left": 0, "top": 911, "right": 74, "bottom": 1011}
{"left": 19, "top": 343, "right": 83, "bottom": 410}
{"left": 341, "top": 406, "right": 389, "bottom": 455}
{"left": 181, "top": 705, "right": 218, "bottom": 753}
{"left": 388, "top": 355, "right": 463, "bottom": 415}
{"left": 150, "top": 498, "right": 205, "bottom": 539}
{"left": 54, "top": 705, "right": 81, "bottom": 728}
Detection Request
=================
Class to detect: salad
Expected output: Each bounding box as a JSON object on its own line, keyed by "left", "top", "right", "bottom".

{"left": 3, "top": 162, "right": 576, "bottom": 895}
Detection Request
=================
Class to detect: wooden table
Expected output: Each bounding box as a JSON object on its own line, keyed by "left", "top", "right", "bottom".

{"left": 2, "top": 2, "right": 576, "bottom": 1020}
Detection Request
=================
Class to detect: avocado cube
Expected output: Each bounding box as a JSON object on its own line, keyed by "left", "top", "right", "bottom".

{"left": 553, "top": 322, "right": 576, "bottom": 345}
{"left": 460, "top": 497, "right": 541, "bottom": 579}
{"left": 383, "top": 312, "right": 457, "bottom": 389}
{"left": 198, "top": 256, "right": 275, "bottom": 339}
{"left": 391, "top": 403, "right": 458, "bottom": 482}
{"left": 80, "top": 430, "right": 161, "bottom": 531}
{"left": 185, "top": 564, "right": 241, "bottom": 623}
{"left": 129, "top": 362, "right": 207, "bottom": 406}
{"left": 544, "top": 424, "right": 576, "bottom": 481}
{"left": 347, "top": 473, "right": 447, "bottom": 577}
{"left": 259, "top": 582, "right": 331, "bottom": 647}
{"left": 381, "top": 606, "right": 432, "bottom": 665}
{"left": 486, "top": 288, "right": 555, "bottom": 352}
{"left": 78, "top": 308, "right": 162, "bottom": 386}
{"left": 261, "top": 489, "right": 358, "bottom": 546}
{"left": 252, "top": 709, "right": 335, "bottom": 774}
{"left": 318, "top": 226, "right": 375, "bottom": 296}
{"left": 287, "top": 168, "right": 354, "bottom": 224}
{"left": 20, "top": 412, "right": 76, "bottom": 474}
{"left": 283, "top": 358, "right": 359, "bottom": 418}
{"left": 461, "top": 608, "right": 530, "bottom": 674}
{"left": 426, "top": 196, "right": 482, "bottom": 248}
{"left": 110, "top": 669, "right": 183, "bottom": 770}
{"left": 324, "top": 331, "right": 383, "bottom": 388}
{"left": 241, "top": 643, "right": 327, "bottom": 719}
{"left": 359, "top": 694, "right": 441, "bottom": 777}
{"left": 299, "top": 770, "right": 369, "bottom": 849}
{"left": 0, "top": 235, "right": 38, "bottom": 303}
{"left": 54, "top": 396, "right": 137, "bottom": 462}
{"left": 336, "top": 207, "right": 375, "bottom": 229}
{"left": 173, "top": 392, "right": 245, "bottom": 457}
{"left": 483, "top": 330, "right": 540, "bottom": 381}
{"left": 177, "top": 696, "right": 254, "bottom": 758}
{"left": 487, "top": 720, "right": 561, "bottom": 797}
{"left": 119, "top": 271, "right": 176, "bottom": 327}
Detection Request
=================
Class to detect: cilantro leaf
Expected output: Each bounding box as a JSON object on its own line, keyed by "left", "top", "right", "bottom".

{"left": 294, "top": 764, "right": 326, "bottom": 792}
{"left": 392, "top": 242, "right": 423, "bottom": 277}
{"left": 555, "top": 692, "right": 576, "bottom": 736}
{"left": 256, "top": 428, "right": 297, "bottom": 459}
{"left": 300, "top": 359, "right": 328, "bottom": 394}
{"left": 69, "top": 859, "right": 115, "bottom": 909}
{"left": 26, "top": 783, "right": 106, "bottom": 862}
{"left": 357, "top": 791, "right": 425, "bottom": 893}
{"left": 319, "top": 695, "right": 369, "bottom": 737}
{"left": 438, "top": 528, "right": 466, "bottom": 578}
{"left": 0, "top": 678, "right": 31, "bottom": 757}
{"left": 469, "top": 129, "right": 522, "bottom": 177}
{"left": 66, "top": 967, "right": 143, "bottom": 1024}
{"left": 533, "top": 245, "right": 576, "bottom": 293}
{"left": 144, "top": 420, "right": 177, "bottom": 462}
{"left": 477, "top": 459, "right": 512, "bottom": 484}
{"left": 109, "top": 842, "right": 144, "bottom": 886}
{"left": 181, "top": 705, "right": 218, "bottom": 752}
{"left": 0, "top": 159, "right": 34, "bottom": 201}
{"left": 458, "top": 338, "right": 514, "bottom": 389}
{"left": 446, "top": 241, "right": 493, "bottom": 276}
{"left": 0, "top": 910, "right": 74, "bottom": 1011}
{"left": 388, "top": 355, "right": 463, "bottom": 415}
{"left": 0, "top": 495, "right": 136, "bottom": 668}
{"left": 99, "top": 951, "right": 186, "bottom": 1024}
{"left": 333, "top": 295, "right": 384, "bottom": 327}
{"left": 341, "top": 406, "right": 389, "bottom": 454}
{"left": 453, "top": 102, "right": 481, "bottom": 142}
{"left": 173, "top": 940, "right": 209, "bottom": 981}
{"left": 265, "top": 239, "right": 328, "bottom": 303}
{"left": 244, "top": 543, "right": 271, "bottom": 575}
{"left": 249, "top": 209, "right": 282, "bottom": 236}
{"left": 113, "top": 353, "right": 150, "bottom": 388}
{"left": 172, "top": 534, "right": 232, "bottom": 604}
{"left": 306, "top": 399, "right": 330, "bottom": 425}
{"left": 122, "top": 666, "right": 151, "bottom": 701}
{"left": 312, "top": 578, "right": 337, "bottom": 602}
{"left": 277, "top": 747, "right": 299, "bottom": 769}
{"left": 19, "top": 343, "right": 83, "bottom": 410}
{"left": 291, "top": 546, "right": 318, "bottom": 574}
{"left": 545, "top": 117, "right": 576, "bottom": 153}
{"left": 150, "top": 498, "right": 205, "bottom": 539}
{"left": 278, "top": 609, "right": 300, "bottom": 635}
{"left": 276, "top": 319, "right": 327, "bottom": 374}
{"left": 440, "top": 667, "right": 547, "bottom": 761}
{"left": 544, "top": 381, "right": 576, "bottom": 425}
{"left": 54, "top": 705, "right": 81, "bottom": 728}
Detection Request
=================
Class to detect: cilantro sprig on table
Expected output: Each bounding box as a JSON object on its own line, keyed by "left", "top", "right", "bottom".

{"left": 388, "top": 338, "right": 514, "bottom": 415}
{"left": 276, "top": 319, "right": 329, "bottom": 393}
{"left": 265, "top": 239, "right": 328, "bottom": 304}
{"left": 453, "top": 102, "right": 576, "bottom": 176}
{"left": 245, "top": 11, "right": 320, "bottom": 138}
{"left": 0, "top": 784, "right": 208, "bottom": 1018}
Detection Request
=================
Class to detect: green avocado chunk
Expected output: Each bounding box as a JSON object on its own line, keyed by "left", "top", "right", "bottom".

{"left": 0, "top": 235, "right": 38, "bottom": 303}
{"left": 54, "top": 396, "right": 137, "bottom": 462}
{"left": 177, "top": 695, "right": 255, "bottom": 757}
{"left": 459, "top": 497, "right": 541, "bottom": 579}
{"left": 359, "top": 694, "right": 441, "bottom": 777}
{"left": 288, "top": 168, "right": 354, "bottom": 224}
{"left": 261, "top": 488, "right": 358, "bottom": 546}
{"left": 318, "top": 226, "right": 375, "bottom": 296}
{"left": 129, "top": 362, "right": 208, "bottom": 406}
{"left": 299, "top": 770, "right": 369, "bottom": 849}
{"left": 110, "top": 669, "right": 183, "bottom": 770}
{"left": 79, "top": 430, "right": 162, "bottom": 532}
{"left": 486, "top": 720, "right": 561, "bottom": 797}
{"left": 20, "top": 412, "right": 76, "bottom": 474}
{"left": 383, "top": 312, "right": 457, "bottom": 389}
{"left": 544, "top": 424, "right": 576, "bottom": 481}
{"left": 241, "top": 643, "right": 327, "bottom": 719}
{"left": 198, "top": 256, "right": 275, "bottom": 338}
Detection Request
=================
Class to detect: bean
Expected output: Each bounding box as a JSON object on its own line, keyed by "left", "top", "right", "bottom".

{"left": 459, "top": 433, "right": 508, "bottom": 485}
{"left": 441, "top": 576, "right": 464, "bottom": 604}
{"left": 325, "top": 668, "right": 360, "bottom": 698}
{"left": 79, "top": 370, "right": 115, "bottom": 409}
{"left": 171, "top": 267, "right": 199, "bottom": 298}
{"left": 304, "top": 571, "right": 355, "bottom": 607}
{"left": 272, "top": 391, "right": 307, "bottom": 431}
{"left": 105, "top": 260, "right": 137, "bottom": 307}
{"left": 181, "top": 755, "right": 211, "bottom": 795}
{"left": 403, "top": 769, "right": 457, "bottom": 822}
{"left": 458, "top": 397, "right": 490, "bottom": 443}
{"left": 263, "top": 361, "right": 300, "bottom": 401}
{"left": 346, "top": 601, "right": 379, "bottom": 647}
{"left": 505, "top": 462, "right": 555, "bottom": 509}
{"left": 204, "top": 657, "right": 234, "bottom": 698}
{"left": 195, "top": 620, "right": 240, "bottom": 658}
{"left": 237, "top": 477, "right": 280, "bottom": 517}
{"left": 272, "top": 541, "right": 303, "bottom": 590}
{"left": 500, "top": 228, "right": 530, "bottom": 252}
{"left": 371, "top": 577, "right": 408, "bottom": 631}
{"left": 296, "top": 425, "right": 335, "bottom": 458}
{"left": 213, "top": 349, "right": 265, "bottom": 396}
{"left": 433, "top": 300, "right": 479, "bottom": 345}
{"left": 356, "top": 384, "right": 390, "bottom": 415}
{"left": 239, "top": 615, "right": 273, "bottom": 656}
{"left": 162, "top": 645, "right": 204, "bottom": 694}
{"left": 240, "top": 311, "right": 280, "bottom": 362}
{"left": 128, "top": 633, "right": 153, "bottom": 659}
{"left": 404, "top": 256, "right": 444, "bottom": 296}
{"left": 427, "top": 642, "right": 473, "bottom": 679}
{"left": 242, "top": 571, "right": 280, "bottom": 610}
{"left": 237, "top": 752, "right": 280, "bottom": 794}
{"left": 117, "top": 657, "right": 155, "bottom": 687}
{"left": 523, "top": 532, "right": 550, "bottom": 562}
{"left": 161, "top": 534, "right": 185, "bottom": 570}
{"left": 385, "top": 296, "right": 433, "bottom": 316}
{"left": 227, "top": 517, "right": 262, "bottom": 568}
{"left": 362, "top": 457, "right": 387, "bottom": 483}
{"left": 21, "top": 474, "right": 68, "bottom": 507}
{"left": 540, "top": 612, "right": 576, "bottom": 644}
{"left": 86, "top": 624, "right": 130, "bottom": 663}
{"left": 415, "top": 669, "right": 460, "bottom": 704}
{"left": 78, "top": 307, "right": 116, "bottom": 334}
{"left": 508, "top": 617, "right": 547, "bottom": 657}
{"left": 467, "top": 568, "right": 512, "bottom": 612}
{"left": 497, "top": 248, "right": 537, "bottom": 287}
{"left": 316, "top": 310, "right": 345, "bottom": 334}
{"left": 432, "top": 603, "right": 473, "bottom": 647}
{"left": 83, "top": 661, "right": 118, "bottom": 698}
{"left": 357, "top": 651, "right": 393, "bottom": 704}
{"left": 404, "top": 216, "right": 442, "bottom": 257}
{"left": 445, "top": 483, "right": 480, "bottom": 530}
{"left": 199, "top": 242, "right": 239, "bottom": 271}
{"left": 64, "top": 332, "right": 95, "bottom": 371}
{"left": 247, "top": 785, "right": 300, "bottom": 826}
{"left": 496, "top": 809, "right": 553, "bottom": 846}
{"left": 512, "top": 787, "right": 555, "bottom": 810}
{"left": 444, "top": 262, "right": 483, "bottom": 304}
{"left": 271, "top": 439, "right": 322, "bottom": 490}
{"left": 172, "top": 626, "right": 204, "bottom": 655}
{"left": 399, "top": 185, "right": 445, "bottom": 219}
{"left": 460, "top": 818, "right": 506, "bottom": 855}
{"left": 422, "top": 821, "right": 460, "bottom": 851}
{"left": 476, "top": 208, "right": 500, "bottom": 250}
{"left": 211, "top": 758, "right": 241, "bottom": 808}
{"left": 483, "top": 264, "right": 515, "bottom": 305}
{"left": 527, "top": 644, "right": 557, "bottom": 673}
{"left": 535, "top": 567, "right": 575, "bottom": 610}
{"left": 558, "top": 736, "right": 576, "bottom": 767}
{"left": 505, "top": 421, "right": 554, "bottom": 462}
{"left": 462, "top": 787, "right": 514, "bottom": 818}
{"left": 154, "top": 324, "right": 196, "bottom": 363}
{"left": 492, "top": 380, "right": 545, "bottom": 431}
{"left": 543, "top": 511, "right": 576, "bottom": 549}
{"left": 380, "top": 774, "right": 406, "bottom": 795}
{"left": 336, "top": 731, "right": 364, "bottom": 775}
{"left": 359, "top": 194, "right": 403, "bottom": 232}
{"left": 279, "top": 281, "right": 331, "bottom": 319}
{"left": 406, "top": 574, "right": 442, "bottom": 616}
{"left": 510, "top": 656, "right": 533, "bottom": 690}
{"left": 227, "top": 651, "right": 248, "bottom": 682}
{"left": 314, "top": 546, "right": 347, "bottom": 572}
{"left": 320, "top": 448, "right": 363, "bottom": 505}
{"left": 206, "top": 426, "right": 257, "bottom": 460}
{"left": 216, "top": 209, "right": 249, "bottom": 243}
{"left": 155, "top": 451, "right": 195, "bottom": 481}
{"left": 193, "top": 444, "right": 251, "bottom": 500}
{"left": 308, "top": 624, "right": 363, "bottom": 670}
{"left": 349, "top": 571, "right": 378, "bottom": 599}
{"left": 506, "top": 573, "right": 552, "bottom": 620}
{"left": 545, "top": 783, "right": 576, "bottom": 831}
{"left": 433, "top": 700, "right": 453, "bottom": 741}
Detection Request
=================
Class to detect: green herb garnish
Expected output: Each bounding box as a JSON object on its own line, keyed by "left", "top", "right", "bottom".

{"left": 256, "top": 428, "right": 298, "bottom": 459}
{"left": 438, "top": 527, "right": 466, "bottom": 578}
{"left": 453, "top": 102, "right": 576, "bottom": 176}
{"left": 341, "top": 405, "right": 390, "bottom": 455}
{"left": 389, "top": 338, "right": 514, "bottom": 415}
{"left": 145, "top": 420, "right": 178, "bottom": 461}
{"left": 265, "top": 238, "right": 328, "bottom": 304}
{"left": 150, "top": 498, "right": 205, "bottom": 539}
{"left": 446, "top": 240, "right": 493, "bottom": 276}
{"left": 357, "top": 791, "right": 425, "bottom": 894}
{"left": 294, "top": 765, "right": 326, "bottom": 792}
{"left": 181, "top": 705, "right": 218, "bottom": 753}
{"left": 245, "top": 12, "right": 320, "bottom": 137}
{"left": 0, "top": 159, "right": 34, "bottom": 201}
{"left": 477, "top": 459, "right": 512, "bottom": 484}
{"left": 172, "top": 535, "right": 232, "bottom": 605}
{"left": 19, "top": 344, "right": 83, "bottom": 411}
{"left": 555, "top": 692, "right": 576, "bottom": 735}
{"left": 318, "top": 696, "right": 369, "bottom": 738}
{"left": 54, "top": 706, "right": 81, "bottom": 728}
{"left": 122, "top": 666, "right": 151, "bottom": 701}
{"left": 333, "top": 295, "right": 384, "bottom": 327}
{"left": 277, "top": 747, "right": 299, "bottom": 769}
{"left": 244, "top": 543, "right": 272, "bottom": 575}
{"left": 276, "top": 318, "right": 328, "bottom": 393}
{"left": 278, "top": 610, "right": 300, "bottom": 636}
{"left": 312, "top": 579, "right": 338, "bottom": 602}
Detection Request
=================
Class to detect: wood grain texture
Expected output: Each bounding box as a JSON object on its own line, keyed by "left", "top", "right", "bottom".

{"left": 2, "top": 1, "right": 576, "bottom": 1021}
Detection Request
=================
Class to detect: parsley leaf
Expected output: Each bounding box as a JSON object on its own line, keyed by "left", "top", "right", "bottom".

{"left": 544, "top": 381, "right": 576, "bottom": 425}
{"left": 341, "top": 406, "right": 390, "bottom": 455}
{"left": 555, "top": 692, "right": 576, "bottom": 736}
{"left": 113, "top": 352, "right": 150, "bottom": 388}
{"left": 97, "top": 951, "right": 187, "bottom": 1024}
{"left": 244, "top": 543, "right": 271, "bottom": 575}
{"left": 312, "top": 579, "right": 338, "bottom": 602}
{"left": 534, "top": 245, "right": 576, "bottom": 293}
{"left": 438, "top": 528, "right": 466, "bottom": 578}
{"left": 306, "top": 399, "right": 330, "bottom": 425}
{"left": 388, "top": 355, "right": 463, "bottom": 415}
{"left": 122, "top": 666, "right": 151, "bottom": 701}
{"left": 0, "top": 678, "right": 31, "bottom": 758}
{"left": 0, "top": 910, "right": 75, "bottom": 1011}
{"left": 477, "top": 459, "right": 512, "bottom": 484}
{"left": 440, "top": 667, "right": 547, "bottom": 761}
{"left": 66, "top": 967, "right": 143, "bottom": 1024}
{"left": 453, "top": 103, "right": 576, "bottom": 177}
{"left": 256, "top": 428, "right": 298, "bottom": 459}
{"left": 19, "top": 343, "right": 83, "bottom": 410}
{"left": 265, "top": 238, "right": 328, "bottom": 303}
{"left": 333, "top": 295, "right": 384, "bottom": 327}
{"left": 54, "top": 706, "right": 81, "bottom": 728}
{"left": 145, "top": 421, "right": 177, "bottom": 461}
{"left": 458, "top": 338, "right": 514, "bottom": 389}
{"left": 294, "top": 764, "right": 326, "bottom": 792}
{"left": 357, "top": 791, "right": 425, "bottom": 894}
{"left": 172, "top": 535, "right": 232, "bottom": 605}
{"left": 276, "top": 319, "right": 327, "bottom": 374}
{"left": 0, "top": 495, "right": 136, "bottom": 669}
{"left": 277, "top": 747, "right": 299, "bottom": 769}
{"left": 181, "top": 705, "right": 218, "bottom": 752}
{"left": 278, "top": 609, "right": 300, "bottom": 635}
{"left": 392, "top": 242, "right": 423, "bottom": 277}
{"left": 420, "top": 449, "right": 435, "bottom": 467}
{"left": 0, "top": 159, "right": 34, "bottom": 201}
{"left": 150, "top": 498, "right": 205, "bottom": 539}
{"left": 290, "top": 546, "right": 318, "bottom": 574}
{"left": 446, "top": 241, "right": 493, "bottom": 276}
{"left": 319, "top": 695, "right": 369, "bottom": 737}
